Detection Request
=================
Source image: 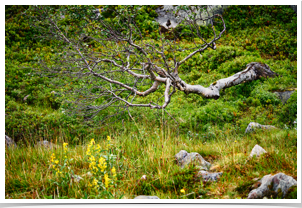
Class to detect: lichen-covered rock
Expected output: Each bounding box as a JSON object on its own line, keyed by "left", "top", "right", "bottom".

{"left": 134, "top": 195, "right": 160, "bottom": 199}
{"left": 245, "top": 122, "right": 276, "bottom": 134}
{"left": 155, "top": 5, "right": 229, "bottom": 29}
{"left": 247, "top": 173, "right": 297, "bottom": 199}
{"left": 5, "top": 135, "right": 17, "bottom": 148}
{"left": 197, "top": 171, "right": 223, "bottom": 182}
{"left": 175, "top": 150, "right": 211, "bottom": 170}
{"left": 249, "top": 144, "right": 267, "bottom": 158}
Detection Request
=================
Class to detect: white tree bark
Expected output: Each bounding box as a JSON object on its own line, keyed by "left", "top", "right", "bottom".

{"left": 174, "top": 62, "right": 277, "bottom": 100}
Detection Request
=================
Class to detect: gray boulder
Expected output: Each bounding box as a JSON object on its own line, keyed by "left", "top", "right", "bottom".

{"left": 274, "top": 90, "right": 296, "bottom": 104}
{"left": 245, "top": 122, "right": 276, "bottom": 134}
{"left": 247, "top": 173, "right": 297, "bottom": 199}
{"left": 5, "top": 135, "right": 17, "bottom": 148}
{"left": 197, "top": 171, "right": 223, "bottom": 182}
{"left": 155, "top": 5, "right": 229, "bottom": 30}
{"left": 249, "top": 144, "right": 267, "bottom": 158}
{"left": 35, "top": 140, "right": 58, "bottom": 149}
{"left": 134, "top": 195, "right": 160, "bottom": 199}
{"left": 175, "top": 150, "right": 211, "bottom": 170}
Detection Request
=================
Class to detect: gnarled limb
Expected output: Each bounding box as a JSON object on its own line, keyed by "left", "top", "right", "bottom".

{"left": 175, "top": 62, "right": 278, "bottom": 99}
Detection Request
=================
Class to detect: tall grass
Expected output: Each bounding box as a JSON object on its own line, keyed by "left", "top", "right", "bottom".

{"left": 5, "top": 120, "right": 297, "bottom": 199}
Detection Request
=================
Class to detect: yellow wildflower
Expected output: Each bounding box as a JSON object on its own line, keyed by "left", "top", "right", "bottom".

{"left": 63, "top": 142, "right": 68, "bottom": 148}
{"left": 111, "top": 167, "right": 116, "bottom": 177}
{"left": 86, "top": 144, "right": 91, "bottom": 155}
{"left": 63, "top": 142, "right": 68, "bottom": 154}
{"left": 89, "top": 161, "right": 96, "bottom": 169}
{"left": 92, "top": 178, "right": 98, "bottom": 188}
{"left": 99, "top": 157, "right": 105, "bottom": 164}
{"left": 89, "top": 155, "right": 95, "bottom": 162}
{"left": 107, "top": 136, "right": 111, "bottom": 141}
{"left": 50, "top": 153, "right": 55, "bottom": 163}
{"left": 56, "top": 171, "right": 62, "bottom": 177}
{"left": 98, "top": 157, "right": 107, "bottom": 172}
{"left": 54, "top": 160, "right": 59, "bottom": 164}
{"left": 180, "top": 189, "right": 185, "bottom": 194}
{"left": 96, "top": 144, "right": 101, "bottom": 152}
{"left": 104, "top": 173, "right": 110, "bottom": 188}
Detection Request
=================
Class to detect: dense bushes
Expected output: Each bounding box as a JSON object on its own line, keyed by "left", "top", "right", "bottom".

{"left": 220, "top": 5, "right": 297, "bottom": 61}
{"left": 5, "top": 5, "right": 297, "bottom": 144}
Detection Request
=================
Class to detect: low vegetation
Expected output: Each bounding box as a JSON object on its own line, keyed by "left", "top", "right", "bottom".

{"left": 5, "top": 5, "right": 297, "bottom": 199}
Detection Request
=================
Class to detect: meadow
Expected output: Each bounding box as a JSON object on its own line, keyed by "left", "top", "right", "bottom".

{"left": 5, "top": 5, "right": 297, "bottom": 199}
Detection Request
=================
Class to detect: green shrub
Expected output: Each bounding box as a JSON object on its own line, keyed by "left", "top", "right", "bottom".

{"left": 250, "top": 87, "right": 281, "bottom": 106}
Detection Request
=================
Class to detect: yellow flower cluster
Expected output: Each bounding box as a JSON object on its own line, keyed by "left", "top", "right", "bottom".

{"left": 111, "top": 167, "right": 116, "bottom": 178}
{"left": 85, "top": 138, "right": 117, "bottom": 192}
{"left": 104, "top": 173, "right": 110, "bottom": 188}
{"left": 50, "top": 153, "right": 62, "bottom": 177}
{"left": 88, "top": 155, "right": 98, "bottom": 174}
{"left": 63, "top": 142, "right": 68, "bottom": 151}
{"left": 106, "top": 136, "right": 111, "bottom": 150}
{"left": 88, "top": 178, "right": 99, "bottom": 191}
{"left": 50, "top": 153, "right": 56, "bottom": 163}
{"left": 98, "top": 157, "right": 107, "bottom": 172}
{"left": 86, "top": 139, "right": 96, "bottom": 156}
{"left": 63, "top": 142, "right": 68, "bottom": 159}
{"left": 56, "top": 170, "right": 63, "bottom": 177}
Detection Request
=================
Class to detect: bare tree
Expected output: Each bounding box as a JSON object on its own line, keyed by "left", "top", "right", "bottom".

{"left": 26, "top": 5, "right": 278, "bottom": 122}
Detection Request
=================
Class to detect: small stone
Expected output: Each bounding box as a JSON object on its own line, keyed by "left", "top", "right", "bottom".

{"left": 273, "top": 90, "right": 295, "bottom": 104}
{"left": 134, "top": 195, "right": 160, "bottom": 199}
{"left": 197, "top": 171, "right": 223, "bottom": 182}
{"left": 35, "top": 140, "right": 58, "bottom": 149}
{"left": 245, "top": 122, "right": 276, "bottom": 134}
{"left": 5, "top": 135, "right": 17, "bottom": 148}
{"left": 249, "top": 144, "right": 267, "bottom": 158}
{"left": 175, "top": 150, "right": 211, "bottom": 170}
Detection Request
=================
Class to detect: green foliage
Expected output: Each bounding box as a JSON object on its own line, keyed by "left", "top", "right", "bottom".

{"left": 5, "top": 5, "right": 297, "bottom": 143}
{"left": 250, "top": 87, "right": 281, "bottom": 106}
{"left": 284, "top": 186, "right": 297, "bottom": 199}
{"left": 222, "top": 5, "right": 296, "bottom": 33}
{"left": 134, "top": 165, "right": 201, "bottom": 196}
{"left": 195, "top": 100, "right": 237, "bottom": 126}
{"left": 99, "top": 5, "right": 160, "bottom": 40}
{"left": 220, "top": 5, "right": 297, "bottom": 61}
